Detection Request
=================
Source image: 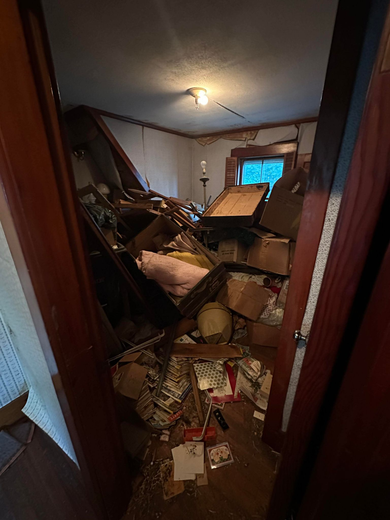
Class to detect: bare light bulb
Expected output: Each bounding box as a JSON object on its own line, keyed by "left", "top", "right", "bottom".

{"left": 198, "top": 95, "right": 208, "bottom": 105}
{"left": 200, "top": 161, "right": 207, "bottom": 170}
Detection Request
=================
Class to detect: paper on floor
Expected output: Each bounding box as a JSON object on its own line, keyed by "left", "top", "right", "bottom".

{"left": 253, "top": 410, "right": 265, "bottom": 421}
{"left": 172, "top": 442, "right": 204, "bottom": 481}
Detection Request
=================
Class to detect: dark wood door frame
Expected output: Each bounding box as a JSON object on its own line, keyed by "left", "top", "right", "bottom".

{"left": 297, "top": 239, "right": 390, "bottom": 520}
{"left": 262, "top": 0, "right": 378, "bottom": 452}
{"left": 267, "top": 3, "right": 390, "bottom": 518}
{"left": 0, "top": 0, "right": 130, "bottom": 518}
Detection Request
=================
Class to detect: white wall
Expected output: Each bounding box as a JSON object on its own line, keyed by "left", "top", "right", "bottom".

{"left": 73, "top": 116, "right": 317, "bottom": 205}
{"left": 102, "top": 117, "right": 193, "bottom": 200}
{"left": 192, "top": 122, "right": 317, "bottom": 205}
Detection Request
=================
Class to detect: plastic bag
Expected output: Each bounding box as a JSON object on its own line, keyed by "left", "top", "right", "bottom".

{"left": 84, "top": 203, "right": 117, "bottom": 229}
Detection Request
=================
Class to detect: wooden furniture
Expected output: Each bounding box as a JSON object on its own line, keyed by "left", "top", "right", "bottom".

{"left": 201, "top": 184, "right": 269, "bottom": 227}
{"left": 65, "top": 105, "right": 149, "bottom": 193}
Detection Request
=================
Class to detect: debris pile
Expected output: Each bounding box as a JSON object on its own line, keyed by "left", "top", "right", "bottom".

{"left": 75, "top": 145, "right": 307, "bottom": 501}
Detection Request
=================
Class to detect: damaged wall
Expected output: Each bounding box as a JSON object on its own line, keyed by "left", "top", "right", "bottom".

{"left": 102, "top": 116, "right": 193, "bottom": 199}
{"left": 76, "top": 115, "right": 317, "bottom": 205}
{"left": 191, "top": 122, "right": 317, "bottom": 204}
{"left": 0, "top": 221, "right": 76, "bottom": 462}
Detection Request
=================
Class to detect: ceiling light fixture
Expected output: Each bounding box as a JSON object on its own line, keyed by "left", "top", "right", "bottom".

{"left": 187, "top": 87, "right": 209, "bottom": 109}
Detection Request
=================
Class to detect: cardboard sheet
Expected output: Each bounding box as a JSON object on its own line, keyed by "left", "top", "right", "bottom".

{"left": 113, "top": 363, "right": 148, "bottom": 400}
{"left": 217, "top": 279, "right": 269, "bottom": 321}
{"left": 260, "top": 167, "right": 308, "bottom": 240}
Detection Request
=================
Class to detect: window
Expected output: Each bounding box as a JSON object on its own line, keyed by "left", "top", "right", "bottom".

{"left": 226, "top": 142, "right": 298, "bottom": 189}
{"left": 240, "top": 156, "right": 284, "bottom": 192}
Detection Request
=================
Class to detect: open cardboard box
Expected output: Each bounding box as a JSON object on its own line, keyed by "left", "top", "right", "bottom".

{"left": 259, "top": 167, "right": 308, "bottom": 240}
{"left": 246, "top": 320, "right": 281, "bottom": 348}
{"left": 126, "top": 215, "right": 226, "bottom": 318}
{"left": 247, "top": 229, "right": 295, "bottom": 276}
{"left": 202, "top": 184, "right": 269, "bottom": 228}
{"left": 217, "top": 239, "right": 248, "bottom": 263}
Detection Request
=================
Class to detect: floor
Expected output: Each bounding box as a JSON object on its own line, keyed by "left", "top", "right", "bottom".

{"left": 0, "top": 377, "right": 278, "bottom": 520}
{"left": 124, "top": 393, "right": 278, "bottom": 520}
{"left": 0, "top": 421, "right": 98, "bottom": 520}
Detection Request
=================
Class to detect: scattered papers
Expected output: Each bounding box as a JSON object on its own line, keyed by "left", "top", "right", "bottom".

{"left": 209, "top": 363, "right": 241, "bottom": 404}
{"left": 235, "top": 369, "right": 268, "bottom": 410}
{"left": 196, "top": 463, "right": 208, "bottom": 486}
{"left": 172, "top": 442, "right": 204, "bottom": 481}
{"left": 253, "top": 410, "right": 265, "bottom": 421}
{"left": 237, "top": 357, "right": 264, "bottom": 382}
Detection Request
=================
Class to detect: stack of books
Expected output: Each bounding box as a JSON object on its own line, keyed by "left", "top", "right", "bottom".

{"left": 160, "top": 356, "right": 191, "bottom": 403}
{"left": 135, "top": 381, "right": 155, "bottom": 421}
{"left": 143, "top": 356, "right": 191, "bottom": 428}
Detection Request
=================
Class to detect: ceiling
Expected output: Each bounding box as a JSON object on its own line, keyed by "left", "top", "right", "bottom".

{"left": 42, "top": 0, "right": 338, "bottom": 136}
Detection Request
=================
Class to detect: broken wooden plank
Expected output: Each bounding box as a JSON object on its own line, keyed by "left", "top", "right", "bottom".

{"left": 171, "top": 343, "right": 243, "bottom": 359}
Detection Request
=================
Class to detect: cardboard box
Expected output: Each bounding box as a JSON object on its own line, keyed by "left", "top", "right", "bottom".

{"left": 113, "top": 362, "right": 148, "bottom": 400}
{"left": 202, "top": 184, "right": 269, "bottom": 228}
{"left": 259, "top": 167, "right": 308, "bottom": 240}
{"left": 216, "top": 279, "right": 269, "bottom": 321}
{"left": 246, "top": 230, "right": 295, "bottom": 276}
{"left": 126, "top": 215, "right": 226, "bottom": 318}
{"left": 217, "top": 239, "right": 248, "bottom": 263}
{"left": 246, "top": 320, "right": 281, "bottom": 348}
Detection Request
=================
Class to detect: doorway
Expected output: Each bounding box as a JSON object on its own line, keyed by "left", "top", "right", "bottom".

{"left": 1, "top": 0, "right": 389, "bottom": 519}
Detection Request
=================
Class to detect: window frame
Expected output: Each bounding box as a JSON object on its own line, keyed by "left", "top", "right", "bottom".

{"left": 230, "top": 141, "right": 298, "bottom": 186}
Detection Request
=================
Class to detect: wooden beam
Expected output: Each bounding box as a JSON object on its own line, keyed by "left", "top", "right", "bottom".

{"left": 171, "top": 343, "right": 243, "bottom": 358}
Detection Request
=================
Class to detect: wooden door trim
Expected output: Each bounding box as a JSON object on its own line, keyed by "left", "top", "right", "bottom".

{"left": 0, "top": 1, "right": 130, "bottom": 518}
{"left": 267, "top": 3, "right": 390, "bottom": 518}
{"left": 297, "top": 244, "right": 390, "bottom": 519}
{"left": 262, "top": 0, "right": 375, "bottom": 452}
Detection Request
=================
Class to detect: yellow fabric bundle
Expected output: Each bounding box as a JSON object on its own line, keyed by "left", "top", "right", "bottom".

{"left": 167, "top": 251, "right": 214, "bottom": 271}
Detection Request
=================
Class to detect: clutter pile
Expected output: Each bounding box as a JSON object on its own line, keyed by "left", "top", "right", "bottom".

{"left": 85, "top": 168, "right": 309, "bottom": 503}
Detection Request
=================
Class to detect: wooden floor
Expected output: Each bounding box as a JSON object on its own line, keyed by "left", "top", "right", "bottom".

{"left": 124, "top": 395, "right": 278, "bottom": 520}
{"left": 0, "top": 422, "right": 98, "bottom": 520}
{"left": 0, "top": 399, "right": 278, "bottom": 520}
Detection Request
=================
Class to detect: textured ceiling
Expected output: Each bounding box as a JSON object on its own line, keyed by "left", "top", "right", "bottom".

{"left": 42, "top": 0, "right": 338, "bottom": 135}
